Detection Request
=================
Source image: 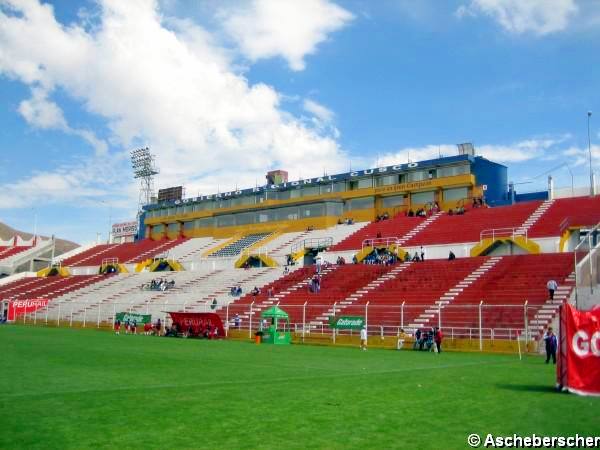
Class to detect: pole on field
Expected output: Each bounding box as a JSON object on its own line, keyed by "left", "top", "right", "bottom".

{"left": 57, "top": 302, "right": 61, "bottom": 327}
{"left": 34, "top": 307, "right": 37, "bottom": 325}
{"left": 589, "top": 233, "right": 594, "bottom": 294}
{"left": 83, "top": 306, "right": 87, "bottom": 328}
{"left": 438, "top": 303, "right": 441, "bottom": 329}
{"left": 478, "top": 301, "right": 483, "bottom": 351}
{"left": 249, "top": 301, "right": 254, "bottom": 339}
{"left": 97, "top": 304, "right": 101, "bottom": 328}
{"left": 112, "top": 303, "right": 116, "bottom": 328}
{"left": 303, "top": 301, "right": 307, "bottom": 343}
{"left": 517, "top": 330, "right": 522, "bottom": 361}
{"left": 365, "top": 301, "right": 369, "bottom": 331}
{"left": 45, "top": 302, "right": 49, "bottom": 324}
{"left": 401, "top": 301, "right": 405, "bottom": 329}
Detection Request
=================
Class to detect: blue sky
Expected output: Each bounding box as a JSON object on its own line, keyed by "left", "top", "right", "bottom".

{"left": 0, "top": 0, "right": 599, "bottom": 244}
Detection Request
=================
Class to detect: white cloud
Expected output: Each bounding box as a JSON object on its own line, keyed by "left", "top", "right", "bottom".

{"left": 221, "top": 0, "right": 353, "bottom": 71}
{"left": 457, "top": 0, "right": 578, "bottom": 35}
{"left": 303, "top": 99, "right": 334, "bottom": 123}
{"left": 377, "top": 138, "right": 568, "bottom": 167}
{"left": 0, "top": 0, "right": 350, "bottom": 208}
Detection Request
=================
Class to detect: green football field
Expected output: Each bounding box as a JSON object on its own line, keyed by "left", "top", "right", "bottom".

{"left": 1, "top": 326, "right": 598, "bottom": 449}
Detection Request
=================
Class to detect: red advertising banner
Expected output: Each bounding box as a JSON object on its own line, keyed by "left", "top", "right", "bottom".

{"left": 168, "top": 312, "right": 225, "bottom": 338}
{"left": 7, "top": 299, "right": 49, "bottom": 321}
{"left": 557, "top": 303, "right": 600, "bottom": 396}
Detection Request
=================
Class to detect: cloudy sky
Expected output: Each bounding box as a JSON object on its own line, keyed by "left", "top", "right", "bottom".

{"left": 0, "top": 0, "right": 599, "bottom": 243}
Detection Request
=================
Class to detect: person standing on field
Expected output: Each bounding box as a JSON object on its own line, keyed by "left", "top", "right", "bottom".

{"left": 360, "top": 326, "right": 368, "bottom": 351}
{"left": 543, "top": 327, "right": 558, "bottom": 364}
{"left": 434, "top": 327, "right": 443, "bottom": 353}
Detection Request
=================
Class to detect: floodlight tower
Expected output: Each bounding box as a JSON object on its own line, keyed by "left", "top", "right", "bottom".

{"left": 131, "top": 147, "right": 159, "bottom": 213}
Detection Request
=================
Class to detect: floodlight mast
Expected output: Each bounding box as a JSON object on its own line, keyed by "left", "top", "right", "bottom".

{"left": 130, "top": 147, "right": 159, "bottom": 214}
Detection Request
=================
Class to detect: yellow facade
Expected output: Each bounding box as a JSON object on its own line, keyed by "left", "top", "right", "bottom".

{"left": 146, "top": 174, "right": 476, "bottom": 240}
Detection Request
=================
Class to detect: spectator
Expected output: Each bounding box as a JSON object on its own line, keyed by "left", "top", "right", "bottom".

{"left": 448, "top": 250, "right": 456, "bottom": 261}
{"left": 543, "top": 327, "right": 558, "bottom": 364}
{"left": 434, "top": 327, "right": 443, "bottom": 353}
{"left": 404, "top": 252, "right": 411, "bottom": 263}
{"left": 412, "top": 252, "right": 420, "bottom": 262}
{"left": 114, "top": 319, "right": 121, "bottom": 335}
{"left": 352, "top": 255, "right": 358, "bottom": 264}
{"left": 376, "top": 231, "right": 382, "bottom": 239}
{"left": 546, "top": 279, "right": 558, "bottom": 300}
{"left": 413, "top": 328, "right": 422, "bottom": 350}
{"left": 407, "top": 209, "right": 415, "bottom": 217}
{"left": 360, "top": 326, "right": 368, "bottom": 351}
{"left": 234, "top": 314, "right": 241, "bottom": 329}
{"left": 420, "top": 246, "right": 425, "bottom": 261}
{"left": 283, "top": 266, "right": 290, "bottom": 275}
{"left": 251, "top": 286, "right": 260, "bottom": 297}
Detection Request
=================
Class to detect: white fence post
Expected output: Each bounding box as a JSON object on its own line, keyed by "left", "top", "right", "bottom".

{"left": 57, "top": 302, "right": 61, "bottom": 327}
{"left": 438, "top": 303, "right": 441, "bottom": 329}
{"left": 45, "top": 302, "right": 49, "bottom": 324}
{"left": 478, "top": 300, "right": 483, "bottom": 351}
{"left": 83, "top": 306, "right": 87, "bottom": 328}
{"left": 303, "top": 301, "right": 307, "bottom": 342}
{"left": 34, "top": 307, "right": 37, "bottom": 325}
{"left": 401, "top": 301, "right": 405, "bottom": 329}
{"left": 113, "top": 303, "right": 116, "bottom": 327}
{"left": 225, "top": 303, "right": 229, "bottom": 337}
{"left": 249, "top": 301, "right": 254, "bottom": 339}
{"left": 365, "top": 301, "right": 369, "bottom": 331}
{"left": 524, "top": 300, "right": 529, "bottom": 344}
{"left": 332, "top": 302, "right": 337, "bottom": 343}
{"left": 97, "top": 304, "right": 101, "bottom": 328}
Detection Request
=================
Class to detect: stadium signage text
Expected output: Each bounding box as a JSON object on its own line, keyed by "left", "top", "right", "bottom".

{"left": 146, "top": 155, "right": 473, "bottom": 208}
{"left": 557, "top": 304, "right": 600, "bottom": 396}
{"left": 572, "top": 330, "right": 600, "bottom": 357}
{"left": 6, "top": 298, "right": 48, "bottom": 321}
{"left": 112, "top": 221, "right": 138, "bottom": 238}
{"left": 329, "top": 316, "right": 365, "bottom": 330}
{"left": 116, "top": 312, "right": 151, "bottom": 324}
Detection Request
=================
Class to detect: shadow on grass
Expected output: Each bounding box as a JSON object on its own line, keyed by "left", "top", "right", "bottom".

{"left": 496, "top": 383, "right": 558, "bottom": 394}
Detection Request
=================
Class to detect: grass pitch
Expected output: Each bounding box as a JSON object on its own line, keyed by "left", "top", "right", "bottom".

{"left": 0, "top": 326, "right": 598, "bottom": 449}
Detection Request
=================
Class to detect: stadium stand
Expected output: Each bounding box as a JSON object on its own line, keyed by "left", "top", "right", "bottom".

{"left": 209, "top": 233, "right": 271, "bottom": 258}
{"left": 0, "top": 274, "right": 107, "bottom": 302}
{"left": 61, "top": 239, "right": 187, "bottom": 266}
{"left": 527, "top": 196, "right": 600, "bottom": 238}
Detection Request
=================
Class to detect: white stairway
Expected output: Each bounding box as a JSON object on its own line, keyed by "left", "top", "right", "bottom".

{"left": 516, "top": 200, "right": 554, "bottom": 235}
{"left": 310, "top": 261, "right": 414, "bottom": 326}
{"left": 529, "top": 272, "right": 575, "bottom": 331}
{"left": 398, "top": 212, "right": 443, "bottom": 246}
{"left": 166, "top": 237, "right": 223, "bottom": 261}
{"left": 408, "top": 256, "right": 503, "bottom": 329}
{"left": 239, "top": 266, "right": 334, "bottom": 321}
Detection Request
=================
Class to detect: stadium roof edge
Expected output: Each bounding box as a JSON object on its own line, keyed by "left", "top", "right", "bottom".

{"left": 144, "top": 154, "right": 504, "bottom": 210}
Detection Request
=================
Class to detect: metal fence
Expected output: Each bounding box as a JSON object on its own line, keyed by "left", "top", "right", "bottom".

{"left": 13, "top": 299, "right": 547, "bottom": 349}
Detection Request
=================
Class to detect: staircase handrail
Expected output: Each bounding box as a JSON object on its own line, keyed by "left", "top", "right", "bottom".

{"left": 361, "top": 237, "right": 400, "bottom": 250}
{"left": 480, "top": 227, "right": 527, "bottom": 243}
{"left": 290, "top": 237, "right": 333, "bottom": 254}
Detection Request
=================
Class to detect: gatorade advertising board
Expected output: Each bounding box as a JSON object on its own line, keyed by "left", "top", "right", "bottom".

{"left": 116, "top": 312, "right": 152, "bottom": 324}
{"left": 329, "top": 316, "right": 365, "bottom": 330}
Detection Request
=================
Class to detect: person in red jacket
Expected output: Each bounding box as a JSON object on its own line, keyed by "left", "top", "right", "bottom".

{"left": 434, "top": 327, "right": 443, "bottom": 353}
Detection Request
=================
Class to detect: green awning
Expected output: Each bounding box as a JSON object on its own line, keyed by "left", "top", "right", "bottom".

{"left": 261, "top": 306, "right": 289, "bottom": 319}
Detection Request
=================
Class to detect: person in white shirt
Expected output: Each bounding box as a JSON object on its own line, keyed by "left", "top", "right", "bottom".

{"left": 360, "top": 326, "right": 368, "bottom": 351}
{"left": 546, "top": 279, "right": 558, "bottom": 300}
